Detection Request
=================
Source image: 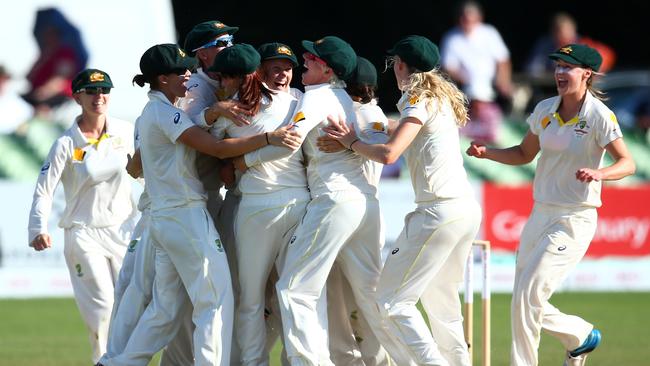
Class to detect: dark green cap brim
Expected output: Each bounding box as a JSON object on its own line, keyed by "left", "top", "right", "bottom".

{"left": 207, "top": 26, "right": 238, "bottom": 38}
{"left": 301, "top": 40, "right": 318, "bottom": 57}
{"left": 263, "top": 55, "right": 298, "bottom": 67}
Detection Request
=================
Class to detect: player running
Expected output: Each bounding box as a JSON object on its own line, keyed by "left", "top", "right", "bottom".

{"left": 467, "top": 43, "right": 635, "bottom": 366}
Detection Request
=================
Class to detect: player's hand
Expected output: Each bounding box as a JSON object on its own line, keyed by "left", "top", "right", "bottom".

{"left": 316, "top": 135, "right": 345, "bottom": 153}
{"left": 268, "top": 126, "right": 302, "bottom": 150}
{"left": 31, "top": 233, "right": 52, "bottom": 251}
{"left": 466, "top": 141, "right": 488, "bottom": 158}
{"left": 575, "top": 168, "right": 602, "bottom": 183}
{"left": 322, "top": 115, "right": 358, "bottom": 149}
{"left": 233, "top": 155, "right": 248, "bottom": 173}
{"left": 212, "top": 100, "right": 253, "bottom": 126}
{"left": 125, "top": 150, "right": 143, "bottom": 179}
{"left": 220, "top": 160, "right": 237, "bottom": 188}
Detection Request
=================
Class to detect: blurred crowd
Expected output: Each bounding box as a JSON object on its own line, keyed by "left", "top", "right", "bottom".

{"left": 1, "top": 3, "right": 648, "bottom": 180}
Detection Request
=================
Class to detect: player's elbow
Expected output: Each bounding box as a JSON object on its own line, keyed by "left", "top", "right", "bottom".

{"left": 379, "top": 147, "right": 400, "bottom": 165}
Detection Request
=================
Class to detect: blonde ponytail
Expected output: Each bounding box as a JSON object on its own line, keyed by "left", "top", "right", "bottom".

{"left": 401, "top": 69, "right": 469, "bottom": 126}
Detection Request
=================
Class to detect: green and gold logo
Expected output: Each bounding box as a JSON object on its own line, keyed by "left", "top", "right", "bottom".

{"left": 277, "top": 46, "right": 292, "bottom": 56}
{"left": 215, "top": 238, "right": 224, "bottom": 252}
{"left": 89, "top": 72, "right": 105, "bottom": 83}
{"left": 127, "top": 239, "right": 138, "bottom": 253}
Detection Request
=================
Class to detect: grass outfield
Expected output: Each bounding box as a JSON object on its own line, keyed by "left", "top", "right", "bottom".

{"left": 1, "top": 292, "right": 648, "bottom": 366}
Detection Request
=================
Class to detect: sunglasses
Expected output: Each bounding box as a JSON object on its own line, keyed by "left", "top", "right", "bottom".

{"left": 79, "top": 87, "right": 111, "bottom": 95}
{"left": 193, "top": 35, "right": 234, "bottom": 52}
{"left": 303, "top": 52, "right": 327, "bottom": 66}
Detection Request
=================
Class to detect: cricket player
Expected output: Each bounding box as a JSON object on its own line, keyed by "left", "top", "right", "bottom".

{"left": 101, "top": 43, "right": 300, "bottom": 366}
{"left": 323, "top": 35, "right": 481, "bottom": 366}
{"left": 467, "top": 43, "right": 635, "bottom": 366}
{"left": 239, "top": 35, "right": 398, "bottom": 366}
{"left": 318, "top": 56, "right": 392, "bottom": 366}
{"left": 28, "top": 69, "right": 137, "bottom": 365}
{"left": 210, "top": 43, "right": 309, "bottom": 366}
{"left": 176, "top": 19, "right": 244, "bottom": 365}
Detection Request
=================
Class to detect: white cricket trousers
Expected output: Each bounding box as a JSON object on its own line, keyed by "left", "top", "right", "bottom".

{"left": 101, "top": 211, "right": 193, "bottom": 366}
{"left": 276, "top": 191, "right": 395, "bottom": 366}
{"left": 63, "top": 221, "right": 132, "bottom": 363}
{"left": 327, "top": 263, "right": 391, "bottom": 366}
{"left": 235, "top": 188, "right": 310, "bottom": 366}
{"left": 510, "top": 203, "right": 596, "bottom": 366}
{"left": 376, "top": 197, "right": 481, "bottom": 366}
{"left": 105, "top": 205, "right": 234, "bottom": 366}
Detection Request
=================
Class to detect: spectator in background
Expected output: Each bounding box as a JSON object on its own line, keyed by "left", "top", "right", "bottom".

{"left": 441, "top": 0, "right": 513, "bottom": 144}
{"left": 526, "top": 12, "right": 617, "bottom": 78}
{"left": 0, "top": 65, "right": 33, "bottom": 134}
{"left": 22, "top": 7, "right": 88, "bottom": 118}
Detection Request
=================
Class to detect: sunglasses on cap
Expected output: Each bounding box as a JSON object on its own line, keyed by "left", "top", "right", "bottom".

{"left": 303, "top": 52, "right": 327, "bottom": 66}
{"left": 193, "top": 34, "right": 234, "bottom": 52}
{"left": 78, "top": 87, "right": 111, "bottom": 95}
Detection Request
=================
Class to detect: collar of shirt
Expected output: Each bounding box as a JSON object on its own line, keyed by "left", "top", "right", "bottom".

{"left": 148, "top": 90, "right": 174, "bottom": 106}
{"left": 549, "top": 91, "right": 595, "bottom": 126}
{"left": 70, "top": 115, "right": 114, "bottom": 147}
{"left": 304, "top": 83, "right": 333, "bottom": 92}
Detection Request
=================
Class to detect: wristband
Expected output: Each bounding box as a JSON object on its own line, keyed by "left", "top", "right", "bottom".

{"left": 348, "top": 138, "right": 359, "bottom": 150}
{"left": 265, "top": 132, "right": 270, "bottom": 145}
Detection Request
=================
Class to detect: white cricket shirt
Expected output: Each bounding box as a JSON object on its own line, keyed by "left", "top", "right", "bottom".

{"left": 397, "top": 92, "right": 473, "bottom": 204}
{"left": 28, "top": 116, "right": 136, "bottom": 242}
{"left": 527, "top": 92, "right": 623, "bottom": 208}
{"left": 244, "top": 83, "right": 375, "bottom": 197}
{"left": 137, "top": 91, "right": 206, "bottom": 211}
{"left": 212, "top": 91, "right": 307, "bottom": 195}
{"left": 353, "top": 100, "right": 389, "bottom": 188}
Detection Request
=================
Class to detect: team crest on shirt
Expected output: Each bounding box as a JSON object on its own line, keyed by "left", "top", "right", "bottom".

{"left": 541, "top": 116, "right": 551, "bottom": 130}
{"left": 40, "top": 162, "right": 50, "bottom": 173}
{"left": 573, "top": 120, "right": 590, "bottom": 138}
{"left": 289, "top": 235, "right": 297, "bottom": 245}
{"left": 292, "top": 111, "right": 306, "bottom": 124}
{"left": 215, "top": 238, "right": 224, "bottom": 252}
{"left": 371, "top": 122, "right": 385, "bottom": 131}
{"left": 127, "top": 240, "right": 138, "bottom": 253}
{"left": 408, "top": 95, "right": 419, "bottom": 105}
{"left": 75, "top": 263, "right": 84, "bottom": 277}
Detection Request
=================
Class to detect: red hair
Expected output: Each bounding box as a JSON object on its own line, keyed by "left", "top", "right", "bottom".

{"left": 238, "top": 71, "right": 275, "bottom": 115}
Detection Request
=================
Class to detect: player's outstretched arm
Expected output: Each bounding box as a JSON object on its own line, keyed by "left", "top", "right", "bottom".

{"left": 178, "top": 125, "right": 300, "bottom": 159}
{"left": 466, "top": 130, "right": 540, "bottom": 166}
{"left": 323, "top": 115, "right": 421, "bottom": 165}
